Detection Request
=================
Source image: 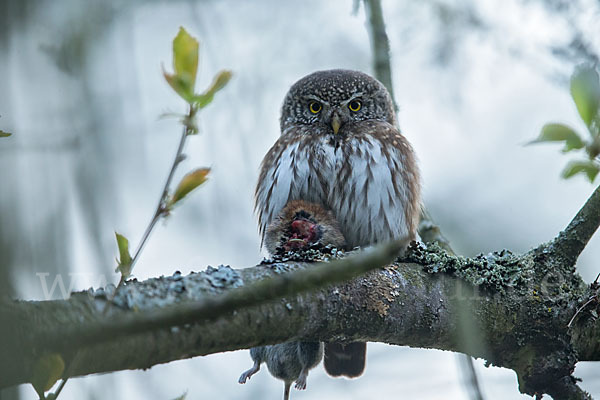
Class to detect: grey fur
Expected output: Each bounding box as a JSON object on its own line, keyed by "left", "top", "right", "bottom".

{"left": 239, "top": 342, "right": 324, "bottom": 400}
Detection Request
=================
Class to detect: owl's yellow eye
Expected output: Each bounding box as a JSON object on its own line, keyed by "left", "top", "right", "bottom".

{"left": 309, "top": 101, "right": 322, "bottom": 114}
{"left": 348, "top": 100, "right": 362, "bottom": 112}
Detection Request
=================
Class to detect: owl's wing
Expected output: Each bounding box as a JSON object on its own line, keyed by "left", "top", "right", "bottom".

{"left": 255, "top": 143, "right": 290, "bottom": 243}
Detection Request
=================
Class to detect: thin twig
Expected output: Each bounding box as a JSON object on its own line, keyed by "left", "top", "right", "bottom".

{"left": 105, "top": 105, "right": 195, "bottom": 309}
{"left": 128, "top": 106, "right": 194, "bottom": 278}
{"left": 50, "top": 377, "right": 68, "bottom": 400}
{"left": 567, "top": 296, "right": 598, "bottom": 328}
{"left": 567, "top": 272, "right": 600, "bottom": 328}
{"left": 459, "top": 354, "right": 485, "bottom": 400}
{"left": 127, "top": 127, "right": 187, "bottom": 277}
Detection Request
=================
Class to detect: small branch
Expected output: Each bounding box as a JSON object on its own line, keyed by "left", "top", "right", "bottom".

{"left": 128, "top": 106, "right": 194, "bottom": 278}
{"left": 459, "top": 353, "right": 485, "bottom": 400}
{"left": 126, "top": 130, "right": 184, "bottom": 273}
{"left": 50, "top": 378, "right": 68, "bottom": 400}
{"left": 106, "top": 106, "right": 195, "bottom": 310}
{"left": 363, "top": 0, "right": 397, "bottom": 110}
{"left": 547, "top": 184, "right": 600, "bottom": 267}
{"left": 568, "top": 296, "right": 598, "bottom": 328}
{"left": 2, "top": 243, "right": 597, "bottom": 395}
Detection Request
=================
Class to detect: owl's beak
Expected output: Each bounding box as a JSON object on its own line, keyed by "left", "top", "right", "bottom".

{"left": 331, "top": 113, "right": 342, "bottom": 134}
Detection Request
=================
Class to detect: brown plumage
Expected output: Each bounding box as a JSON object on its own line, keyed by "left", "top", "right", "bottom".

{"left": 255, "top": 69, "right": 421, "bottom": 379}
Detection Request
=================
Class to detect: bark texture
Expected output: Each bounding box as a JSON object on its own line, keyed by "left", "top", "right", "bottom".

{"left": 1, "top": 241, "right": 598, "bottom": 398}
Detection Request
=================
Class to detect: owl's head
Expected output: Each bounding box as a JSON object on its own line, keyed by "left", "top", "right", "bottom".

{"left": 280, "top": 69, "right": 397, "bottom": 134}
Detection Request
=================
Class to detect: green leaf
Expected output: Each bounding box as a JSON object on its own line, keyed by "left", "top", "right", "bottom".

{"left": 173, "top": 27, "right": 199, "bottom": 87}
{"left": 192, "top": 70, "right": 233, "bottom": 109}
{"left": 163, "top": 72, "right": 194, "bottom": 102}
{"left": 528, "top": 123, "right": 585, "bottom": 152}
{"left": 204, "top": 70, "right": 232, "bottom": 97}
{"left": 164, "top": 27, "right": 200, "bottom": 103}
{"left": 0, "top": 130, "right": 11, "bottom": 137}
{"left": 169, "top": 168, "right": 210, "bottom": 207}
{"left": 172, "top": 392, "right": 188, "bottom": 400}
{"left": 562, "top": 160, "right": 600, "bottom": 182}
{"left": 115, "top": 232, "right": 132, "bottom": 278}
{"left": 570, "top": 65, "right": 600, "bottom": 128}
{"left": 31, "top": 353, "right": 65, "bottom": 396}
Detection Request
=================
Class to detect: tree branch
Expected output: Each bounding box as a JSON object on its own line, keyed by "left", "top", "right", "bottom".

{"left": 54, "top": 240, "right": 404, "bottom": 351}
{"left": 1, "top": 242, "right": 598, "bottom": 398}
{"left": 2, "top": 162, "right": 600, "bottom": 399}
{"left": 363, "top": 0, "right": 397, "bottom": 110}
{"left": 544, "top": 184, "right": 600, "bottom": 268}
{"left": 0, "top": 241, "right": 403, "bottom": 388}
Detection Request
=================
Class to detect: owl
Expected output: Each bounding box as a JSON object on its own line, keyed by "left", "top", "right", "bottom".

{"left": 255, "top": 69, "right": 421, "bottom": 378}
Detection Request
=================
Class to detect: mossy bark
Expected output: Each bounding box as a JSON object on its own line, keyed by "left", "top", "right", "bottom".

{"left": 0, "top": 244, "right": 598, "bottom": 397}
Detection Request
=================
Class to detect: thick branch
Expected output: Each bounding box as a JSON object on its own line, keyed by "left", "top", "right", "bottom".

{"left": 2, "top": 185, "right": 600, "bottom": 398}
{"left": 49, "top": 240, "right": 403, "bottom": 351}
{"left": 1, "top": 245, "right": 598, "bottom": 398}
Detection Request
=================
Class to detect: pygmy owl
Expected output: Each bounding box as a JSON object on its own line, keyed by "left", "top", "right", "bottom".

{"left": 255, "top": 69, "right": 421, "bottom": 378}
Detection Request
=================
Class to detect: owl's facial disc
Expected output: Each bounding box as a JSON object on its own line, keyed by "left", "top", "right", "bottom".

{"left": 280, "top": 69, "right": 397, "bottom": 133}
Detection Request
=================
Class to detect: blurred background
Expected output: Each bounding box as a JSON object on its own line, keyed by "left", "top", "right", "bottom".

{"left": 0, "top": 0, "right": 599, "bottom": 399}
